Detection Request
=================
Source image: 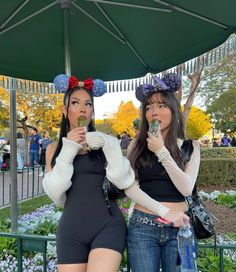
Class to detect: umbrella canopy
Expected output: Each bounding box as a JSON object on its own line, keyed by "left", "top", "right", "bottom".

{"left": 0, "top": 0, "right": 235, "bottom": 83}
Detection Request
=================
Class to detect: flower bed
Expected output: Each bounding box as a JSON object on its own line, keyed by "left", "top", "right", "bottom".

{"left": 0, "top": 194, "right": 236, "bottom": 271}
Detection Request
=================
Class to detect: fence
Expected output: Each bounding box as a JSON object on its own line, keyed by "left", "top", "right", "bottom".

{"left": 0, "top": 166, "right": 45, "bottom": 208}
{"left": 0, "top": 232, "right": 235, "bottom": 272}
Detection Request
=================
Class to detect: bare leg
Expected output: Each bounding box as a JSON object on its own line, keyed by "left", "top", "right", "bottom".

{"left": 87, "top": 248, "right": 122, "bottom": 272}
{"left": 57, "top": 263, "right": 87, "bottom": 272}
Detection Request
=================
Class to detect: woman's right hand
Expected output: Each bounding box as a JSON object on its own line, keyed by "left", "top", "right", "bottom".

{"left": 67, "top": 127, "right": 86, "bottom": 145}
{"left": 163, "top": 210, "right": 190, "bottom": 228}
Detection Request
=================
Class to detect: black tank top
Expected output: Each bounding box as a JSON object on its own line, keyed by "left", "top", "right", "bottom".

{"left": 138, "top": 156, "right": 185, "bottom": 202}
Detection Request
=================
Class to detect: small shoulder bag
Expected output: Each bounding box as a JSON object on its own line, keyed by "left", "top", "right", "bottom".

{"left": 182, "top": 140, "right": 215, "bottom": 239}
{"left": 103, "top": 163, "right": 126, "bottom": 215}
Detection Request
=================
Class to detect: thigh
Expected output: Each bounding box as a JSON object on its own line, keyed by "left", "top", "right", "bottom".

{"left": 127, "top": 219, "right": 161, "bottom": 272}
{"left": 91, "top": 216, "right": 127, "bottom": 254}
{"left": 87, "top": 248, "right": 121, "bottom": 272}
{"left": 161, "top": 227, "right": 179, "bottom": 272}
{"left": 57, "top": 236, "right": 90, "bottom": 265}
{"left": 58, "top": 263, "right": 87, "bottom": 272}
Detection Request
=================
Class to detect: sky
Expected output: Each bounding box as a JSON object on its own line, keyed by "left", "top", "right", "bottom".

{"left": 93, "top": 90, "right": 140, "bottom": 120}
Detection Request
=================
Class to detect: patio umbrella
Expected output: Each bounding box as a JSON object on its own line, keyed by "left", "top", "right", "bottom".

{"left": 0, "top": 0, "right": 235, "bottom": 232}
{"left": 0, "top": 0, "right": 235, "bottom": 82}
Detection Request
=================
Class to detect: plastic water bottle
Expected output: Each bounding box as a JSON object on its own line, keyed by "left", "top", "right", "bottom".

{"left": 177, "top": 225, "right": 198, "bottom": 272}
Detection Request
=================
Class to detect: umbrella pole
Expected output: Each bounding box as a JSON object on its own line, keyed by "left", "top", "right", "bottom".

{"left": 62, "top": 0, "right": 71, "bottom": 76}
{"left": 9, "top": 77, "right": 18, "bottom": 233}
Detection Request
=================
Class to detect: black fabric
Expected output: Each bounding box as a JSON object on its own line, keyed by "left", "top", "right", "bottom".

{"left": 57, "top": 151, "right": 127, "bottom": 264}
{"left": 103, "top": 176, "right": 126, "bottom": 201}
{"left": 138, "top": 158, "right": 185, "bottom": 202}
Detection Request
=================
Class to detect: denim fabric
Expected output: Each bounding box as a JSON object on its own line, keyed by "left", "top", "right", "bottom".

{"left": 128, "top": 209, "right": 181, "bottom": 272}
{"left": 29, "top": 149, "right": 39, "bottom": 168}
{"left": 17, "top": 152, "right": 24, "bottom": 170}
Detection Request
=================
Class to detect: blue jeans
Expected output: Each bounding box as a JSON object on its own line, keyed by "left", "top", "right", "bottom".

{"left": 128, "top": 209, "right": 181, "bottom": 272}
{"left": 29, "top": 149, "right": 39, "bottom": 168}
{"left": 17, "top": 152, "right": 24, "bottom": 170}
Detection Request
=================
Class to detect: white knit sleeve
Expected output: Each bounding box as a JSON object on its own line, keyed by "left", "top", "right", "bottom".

{"left": 86, "top": 131, "right": 135, "bottom": 189}
{"left": 125, "top": 181, "right": 170, "bottom": 217}
{"left": 42, "top": 137, "right": 82, "bottom": 207}
{"left": 102, "top": 134, "right": 135, "bottom": 189}
{"left": 154, "top": 140, "right": 200, "bottom": 196}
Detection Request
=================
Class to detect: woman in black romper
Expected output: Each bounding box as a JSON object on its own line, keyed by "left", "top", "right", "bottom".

{"left": 43, "top": 75, "right": 135, "bottom": 272}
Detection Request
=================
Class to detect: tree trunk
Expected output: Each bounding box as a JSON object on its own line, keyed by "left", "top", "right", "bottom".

{"left": 182, "top": 57, "right": 204, "bottom": 133}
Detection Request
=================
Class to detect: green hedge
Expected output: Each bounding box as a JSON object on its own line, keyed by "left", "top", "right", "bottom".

{"left": 197, "top": 158, "right": 236, "bottom": 186}
{"left": 200, "top": 147, "right": 236, "bottom": 159}
{"left": 123, "top": 147, "right": 236, "bottom": 186}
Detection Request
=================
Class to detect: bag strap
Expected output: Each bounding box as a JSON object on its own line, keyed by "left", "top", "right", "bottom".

{"left": 181, "top": 139, "right": 197, "bottom": 194}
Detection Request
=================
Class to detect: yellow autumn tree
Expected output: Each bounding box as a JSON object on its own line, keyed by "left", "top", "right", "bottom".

{"left": 111, "top": 101, "right": 139, "bottom": 138}
{"left": 0, "top": 86, "right": 10, "bottom": 131}
{"left": 0, "top": 84, "right": 63, "bottom": 139}
{"left": 186, "top": 106, "right": 212, "bottom": 139}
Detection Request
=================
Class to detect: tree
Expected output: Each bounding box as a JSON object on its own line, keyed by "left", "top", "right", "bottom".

{"left": 95, "top": 119, "right": 114, "bottom": 135}
{"left": 186, "top": 106, "right": 212, "bottom": 139}
{"left": 111, "top": 101, "right": 139, "bottom": 138}
{"left": 198, "top": 54, "right": 236, "bottom": 107}
{"left": 207, "top": 88, "right": 236, "bottom": 133}
{"left": 0, "top": 85, "right": 63, "bottom": 140}
{"left": 0, "top": 85, "right": 10, "bottom": 130}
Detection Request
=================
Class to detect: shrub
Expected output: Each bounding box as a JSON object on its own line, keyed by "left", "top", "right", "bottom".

{"left": 197, "top": 158, "right": 236, "bottom": 186}
{"left": 200, "top": 147, "right": 236, "bottom": 159}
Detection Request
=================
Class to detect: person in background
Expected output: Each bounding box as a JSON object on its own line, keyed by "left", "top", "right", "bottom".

{"left": 28, "top": 127, "right": 41, "bottom": 171}
{"left": 16, "top": 132, "right": 26, "bottom": 172}
{"left": 120, "top": 131, "right": 130, "bottom": 150}
{"left": 133, "top": 118, "right": 141, "bottom": 138}
{"left": 221, "top": 133, "right": 231, "bottom": 147}
{"left": 230, "top": 136, "right": 236, "bottom": 147}
{"left": 39, "top": 131, "right": 51, "bottom": 176}
{"left": 125, "top": 73, "right": 200, "bottom": 272}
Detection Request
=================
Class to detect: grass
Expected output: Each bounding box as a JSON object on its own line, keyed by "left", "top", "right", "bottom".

{"left": 0, "top": 195, "right": 52, "bottom": 221}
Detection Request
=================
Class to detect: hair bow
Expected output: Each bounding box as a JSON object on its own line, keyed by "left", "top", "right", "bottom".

{"left": 135, "top": 73, "right": 181, "bottom": 102}
{"left": 69, "top": 76, "right": 94, "bottom": 91}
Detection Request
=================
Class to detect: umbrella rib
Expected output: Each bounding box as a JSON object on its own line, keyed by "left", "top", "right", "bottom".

{"left": 0, "top": 1, "right": 58, "bottom": 36}
{"left": 152, "top": 0, "right": 228, "bottom": 30}
{"left": 94, "top": 2, "right": 149, "bottom": 69}
{"left": 84, "top": 0, "right": 171, "bottom": 13}
{"left": 72, "top": 1, "right": 125, "bottom": 44}
{"left": 0, "top": 0, "right": 31, "bottom": 30}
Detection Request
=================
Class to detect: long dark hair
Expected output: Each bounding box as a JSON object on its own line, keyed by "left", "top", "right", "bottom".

{"left": 129, "top": 91, "right": 185, "bottom": 174}
{"left": 51, "top": 87, "right": 96, "bottom": 168}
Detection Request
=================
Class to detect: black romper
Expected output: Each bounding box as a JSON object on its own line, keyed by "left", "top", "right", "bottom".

{"left": 56, "top": 150, "right": 127, "bottom": 264}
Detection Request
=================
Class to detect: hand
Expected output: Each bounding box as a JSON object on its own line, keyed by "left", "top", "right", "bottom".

{"left": 67, "top": 127, "right": 86, "bottom": 145}
{"left": 163, "top": 210, "right": 190, "bottom": 228}
{"left": 86, "top": 131, "right": 105, "bottom": 150}
{"left": 147, "top": 127, "right": 164, "bottom": 153}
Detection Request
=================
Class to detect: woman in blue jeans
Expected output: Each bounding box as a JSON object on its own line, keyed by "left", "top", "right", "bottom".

{"left": 125, "top": 73, "right": 200, "bottom": 272}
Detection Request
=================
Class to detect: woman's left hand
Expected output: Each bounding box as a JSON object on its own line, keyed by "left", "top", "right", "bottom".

{"left": 147, "top": 128, "right": 164, "bottom": 153}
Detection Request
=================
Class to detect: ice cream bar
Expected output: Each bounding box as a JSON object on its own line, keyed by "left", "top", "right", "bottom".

{"left": 77, "top": 116, "right": 87, "bottom": 127}
{"left": 149, "top": 119, "right": 159, "bottom": 135}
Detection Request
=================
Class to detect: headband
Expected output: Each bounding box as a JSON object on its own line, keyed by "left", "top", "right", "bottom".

{"left": 53, "top": 74, "right": 107, "bottom": 97}
{"left": 135, "top": 73, "right": 181, "bottom": 102}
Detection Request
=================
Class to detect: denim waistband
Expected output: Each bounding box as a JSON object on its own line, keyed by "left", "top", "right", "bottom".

{"left": 130, "top": 209, "right": 173, "bottom": 228}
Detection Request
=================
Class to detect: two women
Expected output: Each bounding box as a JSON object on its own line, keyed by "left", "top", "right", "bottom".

{"left": 43, "top": 73, "right": 199, "bottom": 272}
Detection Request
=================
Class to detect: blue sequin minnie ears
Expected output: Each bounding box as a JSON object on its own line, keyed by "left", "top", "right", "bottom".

{"left": 135, "top": 73, "right": 181, "bottom": 102}
{"left": 53, "top": 74, "right": 107, "bottom": 97}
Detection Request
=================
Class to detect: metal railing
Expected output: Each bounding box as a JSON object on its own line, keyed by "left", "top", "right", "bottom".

{"left": 0, "top": 232, "right": 235, "bottom": 272}
{"left": 0, "top": 166, "right": 45, "bottom": 208}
